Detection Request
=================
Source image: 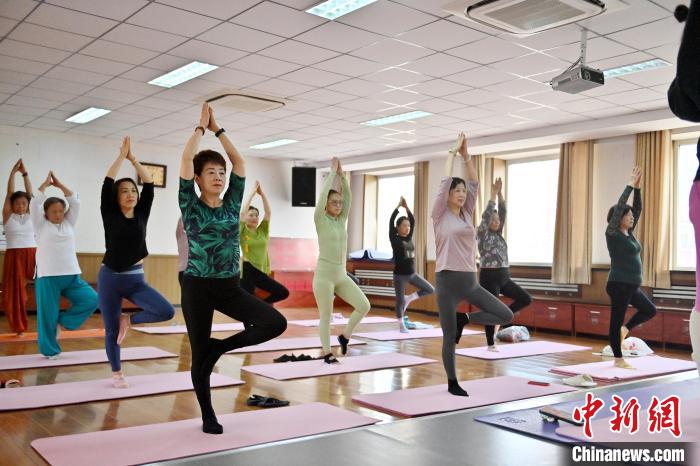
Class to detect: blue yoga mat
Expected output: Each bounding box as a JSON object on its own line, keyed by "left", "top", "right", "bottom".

{"left": 475, "top": 378, "right": 700, "bottom": 444}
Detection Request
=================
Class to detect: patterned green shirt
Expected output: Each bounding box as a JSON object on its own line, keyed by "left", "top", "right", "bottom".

{"left": 179, "top": 172, "right": 245, "bottom": 278}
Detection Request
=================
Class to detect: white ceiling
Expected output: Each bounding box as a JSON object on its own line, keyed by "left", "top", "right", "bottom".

{"left": 0, "top": 0, "right": 687, "bottom": 163}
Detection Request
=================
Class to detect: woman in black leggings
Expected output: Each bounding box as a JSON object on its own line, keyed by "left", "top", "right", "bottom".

{"left": 477, "top": 178, "right": 532, "bottom": 350}
{"left": 605, "top": 166, "right": 656, "bottom": 369}
{"left": 178, "top": 103, "right": 286, "bottom": 434}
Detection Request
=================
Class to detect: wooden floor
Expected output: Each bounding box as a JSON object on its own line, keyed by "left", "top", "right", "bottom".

{"left": 0, "top": 306, "right": 693, "bottom": 466}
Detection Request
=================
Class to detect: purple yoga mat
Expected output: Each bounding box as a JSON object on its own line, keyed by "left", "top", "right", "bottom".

{"left": 0, "top": 372, "right": 242, "bottom": 410}
{"left": 31, "top": 402, "right": 379, "bottom": 466}
{"left": 550, "top": 356, "right": 698, "bottom": 382}
{"left": 0, "top": 347, "right": 176, "bottom": 371}
{"left": 133, "top": 323, "right": 244, "bottom": 334}
{"left": 242, "top": 352, "right": 436, "bottom": 380}
{"left": 352, "top": 375, "right": 577, "bottom": 417}
{"left": 226, "top": 336, "right": 365, "bottom": 353}
{"left": 456, "top": 341, "right": 591, "bottom": 360}
{"left": 355, "top": 328, "right": 483, "bottom": 341}
{"left": 289, "top": 316, "right": 396, "bottom": 327}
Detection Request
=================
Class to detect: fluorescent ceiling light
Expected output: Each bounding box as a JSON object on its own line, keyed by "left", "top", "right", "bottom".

{"left": 603, "top": 59, "right": 671, "bottom": 79}
{"left": 361, "top": 111, "right": 432, "bottom": 127}
{"left": 65, "top": 107, "right": 111, "bottom": 124}
{"left": 306, "top": 0, "right": 378, "bottom": 20}
{"left": 250, "top": 139, "right": 298, "bottom": 150}
{"left": 148, "top": 61, "right": 218, "bottom": 88}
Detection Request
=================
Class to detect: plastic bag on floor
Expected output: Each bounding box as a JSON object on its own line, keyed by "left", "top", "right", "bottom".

{"left": 496, "top": 326, "right": 530, "bottom": 342}
{"left": 601, "top": 337, "right": 654, "bottom": 357}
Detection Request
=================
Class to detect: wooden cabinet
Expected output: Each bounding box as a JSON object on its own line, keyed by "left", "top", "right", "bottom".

{"left": 533, "top": 302, "right": 573, "bottom": 332}
{"left": 574, "top": 305, "right": 609, "bottom": 336}
{"left": 625, "top": 308, "right": 664, "bottom": 342}
{"left": 512, "top": 306, "right": 535, "bottom": 326}
{"left": 663, "top": 311, "right": 692, "bottom": 345}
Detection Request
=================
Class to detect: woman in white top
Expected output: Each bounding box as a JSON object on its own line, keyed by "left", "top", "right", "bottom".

{"left": 30, "top": 171, "right": 98, "bottom": 357}
{"left": 2, "top": 159, "right": 36, "bottom": 336}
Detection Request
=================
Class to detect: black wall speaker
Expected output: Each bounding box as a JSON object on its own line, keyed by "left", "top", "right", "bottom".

{"left": 291, "top": 166, "right": 316, "bottom": 207}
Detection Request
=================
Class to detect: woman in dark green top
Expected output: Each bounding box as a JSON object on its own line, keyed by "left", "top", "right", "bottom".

{"left": 605, "top": 166, "right": 656, "bottom": 369}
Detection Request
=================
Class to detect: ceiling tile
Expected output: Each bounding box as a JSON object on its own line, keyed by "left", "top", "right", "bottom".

{"left": 0, "top": 69, "right": 39, "bottom": 86}
{"left": 546, "top": 37, "right": 635, "bottom": 63}
{"left": 80, "top": 40, "right": 160, "bottom": 66}
{"left": 444, "top": 66, "right": 513, "bottom": 88}
{"left": 9, "top": 23, "right": 93, "bottom": 51}
{"left": 84, "top": 87, "right": 144, "bottom": 104}
{"left": 608, "top": 17, "right": 681, "bottom": 50}
{"left": 231, "top": 1, "right": 325, "bottom": 38}
{"left": 295, "top": 21, "right": 383, "bottom": 54}
{"left": 625, "top": 99, "right": 668, "bottom": 111}
{"left": 410, "top": 79, "right": 471, "bottom": 98}
{"left": 135, "top": 96, "right": 191, "bottom": 112}
{"left": 45, "top": 0, "right": 147, "bottom": 20}
{"left": 565, "top": 98, "right": 617, "bottom": 114}
{"left": 228, "top": 55, "right": 301, "bottom": 78}
{"left": 0, "top": 0, "right": 38, "bottom": 20}
{"left": 0, "top": 82, "right": 23, "bottom": 94}
{"left": 580, "top": 78, "right": 640, "bottom": 97}
{"left": 589, "top": 51, "right": 656, "bottom": 72}
{"left": 363, "top": 67, "right": 431, "bottom": 87}
{"left": 491, "top": 52, "right": 567, "bottom": 77}
{"left": 295, "top": 88, "right": 360, "bottom": 105}
{"left": 102, "top": 24, "right": 188, "bottom": 52}
{"left": 446, "top": 37, "right": 529, "bottom": 65}
{"left": 404, "top": 53, "right": 478, "bottom": 78}
{"left": 44, "top": 66, "right": 113, "bottom": 86}
{"left": 6, "top": 95, "right": 62, "bottom": 110}
{"left": 169, "top": 39, "right": 248, "bottom": 66}
{"left": 396, "top": 19, "right": 486, "bottom": 51}
{"left": 389, "top": 0, "right": 451, "bottom": 18}
{"left": 646, "top": 44, "right": 679, "bottom": 63}
{"left": 337, "top": 1, "right": 435, "bottom": 36}
{"left": 259, "top": 40, "right": 339, "bottom": 66}
{"left": 0, "top": 17, "right": 17, "bottom": 36}
{"left": 25, "top": 3, "right": 118, "bottom": 37}
{"left": 517, "top": 90, "right": 587, "bottom": 107}
{"left": 327, "top": 78, "right": 389, "bottom": 97}
{"left": 337, "top": 97, "right": 385, "bottom": 113}
{"left": 281, "top": 67, "right": 349, "bottom": 87}
{"left": 119, "top": 66, "right": 163, "bottom": 82}
{"left": 312, "top": 55, "right": 385, "bottom": 77}
{"left": 155, "top": 0, "right": 261, "bottom": 20}
{"left": 482, "top": 78, "right": 550, "bottom": 97}
{"left": 0, "top": 55, "right": 52, "bottom": 75}
{"left": 445, "top": 89, "right": 500, "bottom": 106}
{"left": 62, "top": 54, "right": 133, "bottom": 75}
{"left": 510, "top": 106, "right": 578, "bottom": 122}
{"left": 417, "top": 98, "right": 466, "bottom": 113}
{"left": 201, "top": 67, "right": 269, "bottom": 87}
{"left": 198, "top": 22, "right": 284, "bottom": 53}
{"left": 597, "top": 88, "right": 666, "bottom": 105}
{"left": 350, "top": 38, "right": 432, "bottom": 65}
{"left": 0, "top": 40, "right": 71, "bottom": 65}
{"left": 141, "top": 54, "right": 191, "bottom": 72}
{"left": 31, "top": 76, "right": 95, "bottom": 94}
{"left": 508, "top": 24, "right": 589, "bottom": 51}
{"left": 127, "top": 2, "right": 220, "bottom": 36}
{"left": 17, "top": 86, "right": 78, "bottom": 102}
{"left": 618, "top": 67, "right": 676, "bottom": 87}
{"left": 478, "top": 97, "right": 542, "bottom": 113}
{"left": 583, "top": 1, "right": 669, "bottom": 35}
{"left": 246, "top": 78, "right": 315, "bottom": 98}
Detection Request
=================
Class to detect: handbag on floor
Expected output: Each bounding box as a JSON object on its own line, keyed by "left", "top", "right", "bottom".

{"left": 601, "top": 337, "right": 654, "bottom": 357}
{"left": 496, "top": 326, "right": 530, "bottom": 342}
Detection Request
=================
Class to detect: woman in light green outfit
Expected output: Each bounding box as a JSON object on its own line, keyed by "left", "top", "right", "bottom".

{"left": 240, "top": 181, "right": 289, "bottom": 304}
{"left": 313, "top": 157, "right": 370, "bottom": 363}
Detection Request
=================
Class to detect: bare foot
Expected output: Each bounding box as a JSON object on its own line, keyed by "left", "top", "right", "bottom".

{"left": 614, "top": 358, "right": 636, "bottom": 370}
{"left": 398, "top": 319, "right": 409, "bottom": 334}
{"left": 113, "top": 372, "right": 129, "bottom": 388}
{"left": 487, "top": 345, "right": 499, "bottom": 352}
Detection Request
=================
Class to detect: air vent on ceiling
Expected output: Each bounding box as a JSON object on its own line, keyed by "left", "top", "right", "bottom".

{"left": 442, "top": 0, "right": 615, "bottom": 35}
{"left": 201, "top": 91, "right": 287, "bottom": 112}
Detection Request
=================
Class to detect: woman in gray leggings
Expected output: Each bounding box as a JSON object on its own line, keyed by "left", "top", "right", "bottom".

{"left": 432, "top": 133, "right": 513, "bottom": 396}
{"left": 390, "top": 196, "right": 434, "bottom": 333}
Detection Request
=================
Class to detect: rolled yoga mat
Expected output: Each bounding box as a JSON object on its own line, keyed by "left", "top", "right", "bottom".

{"left": 352, "top": 375, "right": 577, "bottom": 417}
{"left": 31, "top": 402, "right": 379, "bottom": 466}
{"left": 242, "top": 352, "right": 436, "bottom": 381}
{"left": 456, "top": 341, "right": 591, "bottom": 360}
{"left": 549, "top": 355, "right": 698, "bottom": 382}
{"left": 0, "top": 372, "right": 242, "bottom": 411}
{"left": 226, "top": 336, "right": 365, "bottom": 353}
{"left": 288, "top": 316, "right": 396, "bottom": 327}
{"left": 133, "top": 323, "right": 244, "bottom": 334}
{"left": 355, "top": 328, "right": 483, "bottom": 341}
{"left": 0, "top": 346, "right": 176, "bottom": 371}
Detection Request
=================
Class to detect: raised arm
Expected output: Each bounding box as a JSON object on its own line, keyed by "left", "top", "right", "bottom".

{"left": 207, "top": 105, "right": 244, "bottom": 178}
{"left": 127, "top": 142, "right": 154, "bottom": 217}
{"left": 19, "top": 160, "right": 32, "bottom": 199}
{"left": 50, "top": 172, "right": 79, "bottom": 225}
{"left": 3, "top": 159, "right": 21, "bottom": 223}
{"left": 241, "top": 182, "right": 257, "bottom": 217}
{"left": 389, "top": 207, "right": 399, "bottom": 239}
{"left": 180, "top": 103, "right": 208, "bottom": 181}
{"left": 630, "top": 173, "right": 642, "bottom": 232}
{"left": 478, "top": 201, "right": 496, "bottom": 239}
{"left": 495, "top": 177, "right": 506, "bottom": 232}
{"left": 106, "top": 136, "right": 130, "bottom": 180}
{"left": 258, "top": 183, "right": 271, "bottom": 222}
{"left": 337, "top": 160, "right": 350, "bottom": 223}
{"left": 31, "top": 172, "right": 53, "bottom": 229}
{"left": 606, "top": 167, "right": 640, "bottom": 235}
{"left": 315, "top": 159, "right": 338, "bottom": 223}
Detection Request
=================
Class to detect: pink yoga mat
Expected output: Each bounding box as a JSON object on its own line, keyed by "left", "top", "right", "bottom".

{"left": 133, "top": 323, "right": 244, "bottom": 334}
{"left": 31, "top": 402, "right": 379, "bottom": 466}
{"left": 289, "top": 316, "right": 396, "bottom": 327}
{"left": 550, "top": 356, "right": 698, "bottom": 382}
{"left": 556, "top": 397, "right": 700, "bottom": 445}
{"left": 0, "top": 372, "right": 242, "bottom": 410}
{"left": 242, "top": 352, "right": 436, "bottom": 380}
{"left": 0, "top": 347, "right": 176, "bottom": 371}
{"left": 456, "top": 341, "right": 591, "bottom": 360}
{"left": 355, "top": 328, "right": 483, "bottom": 341}
{"left": 226, "top": 336, "right": 365, "bottom": 353}
{"left": 353, "top": 375, "right": 578, "bottom": 417}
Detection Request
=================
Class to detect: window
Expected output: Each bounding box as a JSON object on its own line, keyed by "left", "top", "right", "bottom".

{"left": 674, "top": 141, "right": 696, "bottom": 270}
{"left": 506, "top": 157, "right": 560, "bottom": 264}
{"left": 376, "top": 174, "right": 414, "bottom": 253}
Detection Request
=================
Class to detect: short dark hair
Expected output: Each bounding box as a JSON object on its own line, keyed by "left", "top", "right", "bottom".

{"left": 247, "top": 206, "right": 259, "bottom": 214}
{"left": 607, "top": 204, "right": 632, "bottom": 224}
{"left": 396, "top": 216, "right": 409, "bottom": 227}
{"left": 10, "top": 191, "right": 30, "bottom": 204}
{"left": 113, "top": 178, "right": 140, "bottom": 204}
{"left": 450, "top": 177, "right": 466, "bottom": 191}
{"left": 193, "top": 150, "right": 226, "bottom": 176}
{"left": 43, "top": 197, "right": 66, "bottom": 214}
{"left": 328, "top": 189, "right": 341, "bottom": 200}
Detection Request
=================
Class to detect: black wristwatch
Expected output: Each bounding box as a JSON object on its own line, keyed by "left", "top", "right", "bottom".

{"left": 215, "top": 128, "right": 226, "bottom": 137}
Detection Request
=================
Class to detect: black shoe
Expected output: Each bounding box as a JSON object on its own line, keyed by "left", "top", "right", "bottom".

{"left": 322, "top": 353, "right": 339, "bottom": 364}
{"left": 296, "top": 354, "right": 313, "bottom": 361}
{"left": 337, "top": 334, "right": 350, "bottom": 355}
{"left": 273, "top": 354, "right": 295, "bottom": 363}
{"left": 455, "top": 313, "right": 470, "bottom": 344}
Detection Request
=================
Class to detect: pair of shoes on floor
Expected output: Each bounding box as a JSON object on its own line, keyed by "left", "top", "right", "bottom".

{"left": 273, "top": 353, "right": 314, "bottom": 363}
{"left": 0, "top": 379, "right": 20, "bottom": 388}
{"left": 561, "top": 374, "right": 597, "bottom": 388}
{"left": 246, "top": 394, "right": 290, "bottom": 408}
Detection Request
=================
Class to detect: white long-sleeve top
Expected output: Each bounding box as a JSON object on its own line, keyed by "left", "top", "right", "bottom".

{"left": 30, "top": 191, "right": 81, "bottom": 278}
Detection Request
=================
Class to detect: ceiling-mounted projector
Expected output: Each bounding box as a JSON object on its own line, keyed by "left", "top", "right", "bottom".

{"left": 442, "top": 0, "right": 607, "bottom": 34}
{"left": 550, "top": 28, "right": 604, "bottom": 94}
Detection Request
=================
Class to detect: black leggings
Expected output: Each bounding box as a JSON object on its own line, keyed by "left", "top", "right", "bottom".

{"left": 240, "top": 262, "right": 290, "bottom": 304}
{"left": 180, "top": 274, "right": 287, "bottom": 422}
{"left": 605, "top": 281, "right": 657, "bottom": 358}
{"left": 479, "top": 268, "right": 532, "bottom": 346}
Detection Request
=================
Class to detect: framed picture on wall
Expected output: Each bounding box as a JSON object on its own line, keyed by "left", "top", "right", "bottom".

{"left": 137, "top": 163, "right": 167, "bottom": 188}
